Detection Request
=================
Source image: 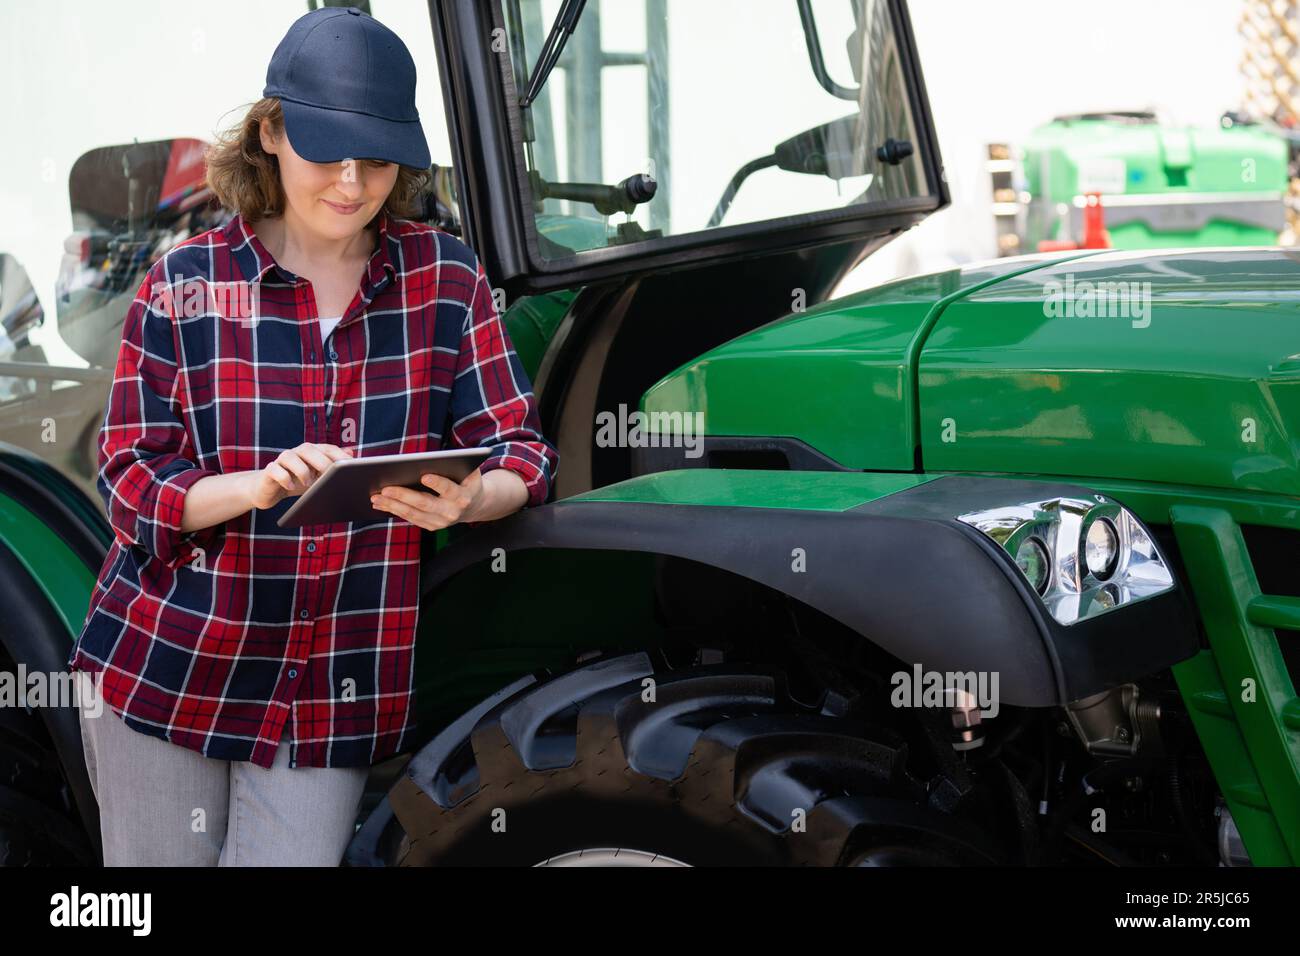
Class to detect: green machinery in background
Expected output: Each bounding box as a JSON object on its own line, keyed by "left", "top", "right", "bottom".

{"left": 988, "top": 1, "right": 1300, "bottom": 255}
{"left": 991, "top": 111, "right": 1292, "bottom": 255}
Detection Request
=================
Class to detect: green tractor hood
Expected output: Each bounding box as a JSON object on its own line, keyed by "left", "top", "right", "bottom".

{"left": 641, "top": 253, "right": 1093, "bottom": 471}
{"left": 921, "top": 249, "right": 1300, "bottom": 495}
{"left": 643, "top": 248, "right": 1300, "bottom": 496}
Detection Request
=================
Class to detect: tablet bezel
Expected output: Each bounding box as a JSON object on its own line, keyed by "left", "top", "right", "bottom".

{"left": 275, "top": 446, "right": 492, "bottom": 528}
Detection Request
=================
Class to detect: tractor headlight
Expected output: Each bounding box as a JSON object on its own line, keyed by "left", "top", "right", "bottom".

{"left": 1015, "top": 537, "right": 1051, "bottom": 595}
{"left": 1084, "top": 515, "right": 1119, "bottom": 580}
{"left": 957, "top": 495, "right": 1174, "bottom": 625}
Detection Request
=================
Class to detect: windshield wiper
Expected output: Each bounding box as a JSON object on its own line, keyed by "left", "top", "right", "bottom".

{"left": 518, "top": 0, "right": 588, "bottom": 109}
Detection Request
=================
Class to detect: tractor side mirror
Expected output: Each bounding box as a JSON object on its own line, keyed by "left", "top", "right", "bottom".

{"left": 773, "top": 114, "right": 870, "bottom": 180}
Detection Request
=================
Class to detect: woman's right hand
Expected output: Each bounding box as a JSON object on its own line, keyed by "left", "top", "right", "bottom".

{"left": 249, "top": 443, "right": 354, "bottom": 510}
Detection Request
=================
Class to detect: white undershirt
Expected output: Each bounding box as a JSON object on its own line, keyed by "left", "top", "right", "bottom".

{"left": 320, "top": 315, "right": 343, "bottom": 341}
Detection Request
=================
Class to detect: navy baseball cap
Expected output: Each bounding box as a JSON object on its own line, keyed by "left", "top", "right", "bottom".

{"left": 263, "top": 6, "right": 431, "bottom": 169}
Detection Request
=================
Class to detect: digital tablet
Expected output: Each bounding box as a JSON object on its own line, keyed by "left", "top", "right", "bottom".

{"left": 276, "top": 447, "right": 492, "bottom": 527}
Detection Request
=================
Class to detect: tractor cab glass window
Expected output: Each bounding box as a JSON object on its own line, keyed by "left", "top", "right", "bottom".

{"left": 502, "top": 0, "right": 931, "bottom": 260}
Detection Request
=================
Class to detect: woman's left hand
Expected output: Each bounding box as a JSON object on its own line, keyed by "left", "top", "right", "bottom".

{"left": 370, "top": 467, "right": 529, "bottom": 531}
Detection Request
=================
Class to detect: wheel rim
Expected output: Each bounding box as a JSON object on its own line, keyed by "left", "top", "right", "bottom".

{"left": 534, "top": 848, "right": 691, "bottom": 867}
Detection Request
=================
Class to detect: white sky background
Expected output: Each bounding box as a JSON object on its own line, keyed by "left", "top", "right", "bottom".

{"left": 0, "top": 1, "right": 1252, "bottom": 366}
{"left": 843, "top": 0, "right": 1249, "bottom": 292}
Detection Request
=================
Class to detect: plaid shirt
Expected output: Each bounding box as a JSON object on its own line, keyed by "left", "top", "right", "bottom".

{"left": 67, "top": 211, "right": 558, "bottom": 769}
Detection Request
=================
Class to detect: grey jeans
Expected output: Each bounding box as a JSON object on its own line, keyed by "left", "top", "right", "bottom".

{"left": 77, "top": 673, "right": 369, "bottom": 866}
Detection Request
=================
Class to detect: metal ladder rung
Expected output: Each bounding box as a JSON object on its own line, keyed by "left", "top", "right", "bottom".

{"left": 1247, "top": 595, "right": 1300, "bottom": 631}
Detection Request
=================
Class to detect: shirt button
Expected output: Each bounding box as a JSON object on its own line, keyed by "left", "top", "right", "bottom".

{"left": 306, "top": 541, "right": 316, "bottom": 552}
{"left": 329, "top": 349, "right": 338, "bottom": 361}
{"left": 288, "top": 669, "right": 298, "bottom": 679}
{"left": 299, "top": 609, "right": 309, "bottom": 619}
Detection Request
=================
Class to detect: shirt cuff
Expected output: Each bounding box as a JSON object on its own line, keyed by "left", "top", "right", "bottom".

{"left": 146, "top": 466, "right": 224, "bottom": 569}
{"left": 476, "top": 442, "right": 553, "bottom": 509}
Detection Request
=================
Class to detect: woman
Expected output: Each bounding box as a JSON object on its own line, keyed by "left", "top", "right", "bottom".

{"left": 66, "top": 7, "right": 558, "bottom": 866}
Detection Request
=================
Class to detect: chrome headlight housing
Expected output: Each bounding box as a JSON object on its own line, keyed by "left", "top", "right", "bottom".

{"left": 956, "top": 495, "right": 1174, "bottom": 626}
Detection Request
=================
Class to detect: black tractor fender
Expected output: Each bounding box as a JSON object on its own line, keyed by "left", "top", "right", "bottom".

{"left": 421, "top": 475, "right": 1199, "bottom": 707}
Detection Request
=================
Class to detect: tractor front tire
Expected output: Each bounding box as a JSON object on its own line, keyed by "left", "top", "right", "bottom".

{"left": 383, "top": 653, "right": 998, "bottom": 867}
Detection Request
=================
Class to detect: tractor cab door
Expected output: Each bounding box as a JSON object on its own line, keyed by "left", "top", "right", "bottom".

{"left": 432, "top": 0, "right": 946, "bottom": 297}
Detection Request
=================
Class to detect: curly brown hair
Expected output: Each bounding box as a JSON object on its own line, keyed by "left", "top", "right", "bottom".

{"left": 204, "top": 97, "right": 430, "bottom": 221}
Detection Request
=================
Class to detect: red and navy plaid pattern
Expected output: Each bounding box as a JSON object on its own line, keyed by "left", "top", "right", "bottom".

{"left": 67, "top": 211, "right": 558, "bottom": 768}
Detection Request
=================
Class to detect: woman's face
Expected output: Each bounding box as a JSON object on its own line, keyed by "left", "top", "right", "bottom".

{"left": 259, "top": 118, "right": 400, "bottom": 242}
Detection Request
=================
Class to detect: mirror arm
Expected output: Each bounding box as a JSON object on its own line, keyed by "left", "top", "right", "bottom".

{"left": 707, "top": 155, "right": 779, "bottom": 228}
{"left": 795, "top": 0, "right": 860, "bottom": 101}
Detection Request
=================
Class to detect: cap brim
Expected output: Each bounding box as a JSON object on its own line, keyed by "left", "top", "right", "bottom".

{"left": 280, "top": 98, "right": 431, "bottom": 169}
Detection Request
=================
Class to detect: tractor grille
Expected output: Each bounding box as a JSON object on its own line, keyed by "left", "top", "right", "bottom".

{"left": 1168, "top": 507, "right": 1300, "bottom": 865}
{"left": 1241, "top": 524, "right": 1300, "bottom": 598}
{"left": 1242, "top": 524, "right": 1300, "bottom": 692}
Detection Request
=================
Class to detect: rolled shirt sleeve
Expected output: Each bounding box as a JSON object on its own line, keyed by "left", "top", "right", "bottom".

{"left": 98, "top": 265, "right": 223, "bottom": 568}
{"left": 447, "top": 260, "right": 559, "bottom": 508}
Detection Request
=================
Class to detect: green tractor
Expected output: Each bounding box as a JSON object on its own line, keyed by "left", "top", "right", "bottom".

{"left": 1016, "top": 110, "right": 1292, "bottom": 252}
{"left": 2, "top": 0, "right": 1297, "bottom": 867}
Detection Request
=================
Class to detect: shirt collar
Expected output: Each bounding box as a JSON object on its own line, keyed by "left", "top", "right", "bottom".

{"left": 224, "top": 209, "right": 399, "bottom": 292}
